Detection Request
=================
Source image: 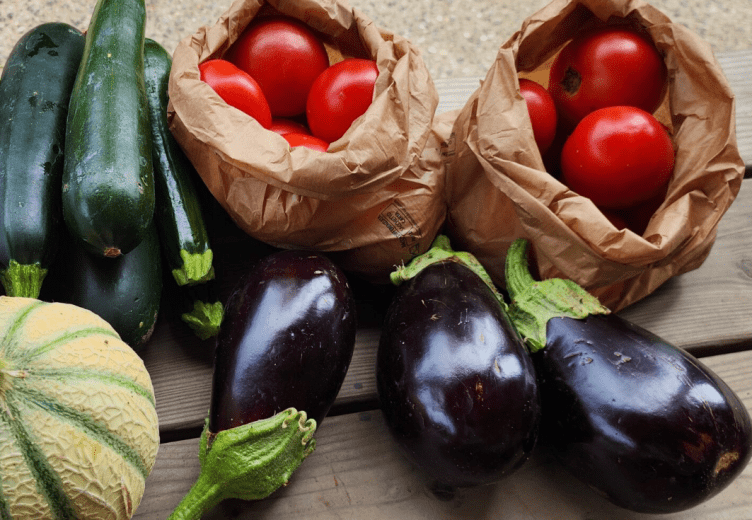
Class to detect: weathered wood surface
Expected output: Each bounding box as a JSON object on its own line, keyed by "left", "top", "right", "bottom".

{"left": 136, "top": 349, "right": 752, "bottom": 520}
{"left": 144, "top": 178, "right": 752, "bottom": 437}
{"left": 135, "top": 48, "right": 752, "bottom": 519}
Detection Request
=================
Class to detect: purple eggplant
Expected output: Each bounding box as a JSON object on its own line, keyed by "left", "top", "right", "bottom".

{"left": 210, "top": 249, "right": 357, "bottom": 430}
{"left": 168, "top": 249, "right": 356, "bottom": 520}
{"left": 505, "top": 238, "right": 752, "bottom": 514}
{"left": 377, "top": 236, "right": 541, "bottom": 489}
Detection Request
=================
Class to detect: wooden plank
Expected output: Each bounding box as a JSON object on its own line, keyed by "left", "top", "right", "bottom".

{"left": 144, "top": 178, "right": 752, "bottom": 437}
{"left": 618, "top": 178, "right": 752, "bottom": 353}
{"left": 133, "top": 348, "right": 752, "bottom": 520}
{"left": 716, "top": 50, "right": 752, "bottom": 169}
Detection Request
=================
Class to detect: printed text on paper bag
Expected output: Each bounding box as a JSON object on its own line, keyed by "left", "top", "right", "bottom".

{"left": 378, "top": 201, "right": 422, "bottom": 255}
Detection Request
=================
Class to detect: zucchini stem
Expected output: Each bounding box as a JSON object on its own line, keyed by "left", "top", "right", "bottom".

{"left": 167, "top": 408, "right": 316, "bottom": 520}
{"left": 0, "top": 261, "right": 48, "bottom": 299}
{"left": 181, "top": 299, "right": 224, "bottom": 340}
{"left": 172, "top": 249, "right": 215, "bottom": 286}
{"left": 504, "top": 238, "right": 610, "bottom": 353}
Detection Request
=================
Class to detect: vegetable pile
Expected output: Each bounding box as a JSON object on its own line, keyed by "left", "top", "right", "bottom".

{"left": 376, "top": 236, "right": 752, "bottom": 512}
{"left": 0, "top": 0, "right": 749, "bottom": 518}
{"left": 0, "top": 0, "right": 223, "bottom": 347}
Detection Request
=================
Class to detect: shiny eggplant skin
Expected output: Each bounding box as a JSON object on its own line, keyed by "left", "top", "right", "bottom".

{"left": 377, "top": 260, "right": 541, "bottom": 488}
{"left": 535, "top": 313, "right": 752, "bottom": 514}
{"left": 209, "top": 250, "right": 357, "bottom": 433}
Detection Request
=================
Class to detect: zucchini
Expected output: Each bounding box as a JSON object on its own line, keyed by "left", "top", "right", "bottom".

{"left": 62, "top": 0, "right": 154, "bottom": 258}
{"left": 143, "top": 38, "right": 214, "bottom": 286}
{"left": 143, "top": 38, "right": 223, "bottom": 339}
{"left": 43, "top": 224, "right": 163, "bottom": 350}
{"left": 0, "top": 23, "right": 85, "bottom": 297}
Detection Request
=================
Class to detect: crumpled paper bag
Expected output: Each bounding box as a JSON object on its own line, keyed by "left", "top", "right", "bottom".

{"left": 167, "top": 0, "right": 444, "bottom": 281}
{"left": 444, "top": 0, "right": 744, "bottom": 311}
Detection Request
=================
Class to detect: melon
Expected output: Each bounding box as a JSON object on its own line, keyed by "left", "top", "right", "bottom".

{"left": 0, "top": 296, "right": 159, "bottom": 519}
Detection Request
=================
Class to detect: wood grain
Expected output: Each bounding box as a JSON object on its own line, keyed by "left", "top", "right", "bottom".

{"left": 618, "top": 179, "right": 752, "bottom": 353}
{"left": 144, "top": 179, "right": 752, "bottom": 437}
{"left": 133, "top": 349, "right": 752, "bottom": 520}
{"left": 135, "top": 49, "right": 752, "bottom": 519}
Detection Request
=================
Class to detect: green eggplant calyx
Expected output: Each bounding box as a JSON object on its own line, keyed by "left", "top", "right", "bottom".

{"left": 172, "top": 249, "right": 215, "bottom": 286}
{"left": 0, "top": 261, "right": 48, "bottom": 299}
{"left": 167, "top": 408, "right": 317, "bottom": 520}
{"left": 181, "top": 299, "right": 224, "bottom": 340}
{"left": 505, "top": 238, "right": 610, "bottom": 353}
{"left": 390, "top": 235, "right": 506, "bottom": 306}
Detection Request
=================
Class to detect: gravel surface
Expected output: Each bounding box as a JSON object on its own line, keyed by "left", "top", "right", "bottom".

{"left": 2, "top": 0, "right": 750, "bottom": 80}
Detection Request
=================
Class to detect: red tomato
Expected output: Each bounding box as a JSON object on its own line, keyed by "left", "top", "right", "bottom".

{"left": 227, "top": 16, "right": 330, "bottom": 117}
{"left": 306, "top": 58, "right": 378, "bottom": 143}
{"left": 560, "top": 105, "right": 674, "bottom": 210}
{"left": 541, "top": 122, "right": 570, "bottom": 179}
{"left": 199, "top": 59, "right": 272, "bottom": 128}
{"left": 549, "top": 26, "right": 667, "bottom": 129}
{"left": 599, "top": 209, "right": 628, "bottom": 230}
{"left": 270, "top": 117, "right": 310, "bottom": 136}
{"left": 284, "top": 132, "right": 329, "bottom": 152}
{"left": 621, "top": 186, "right": 668, "bottom": 235}
{"left": 518, "top": 78, "right": 558, "bottom": 155}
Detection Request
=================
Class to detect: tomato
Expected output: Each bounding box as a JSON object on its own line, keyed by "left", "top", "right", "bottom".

{"left": 599, "top": 209, "right": 628, "bottom": 230}
{"left": 227, "top": 16, "right": 330, "bottom": 117}
{"left": 560, "top": 105, "right": 674, "bottom": 210}
{"left": 284, "top": 132, "right": 329, "bottom": 152}
{"left": 306, "top": 58, "right": 378, "bottom": 143}
{"left": 270, "top": 117, "right": 310, "bottom": 136}
{"left": 621, "top": 186, "right": 668, "bottom": 235}
{"left": 549, "top": 26, "right": 667, "bottom": 129}
{"left": 199, "top": 59, "right": 272, "bottom": 129}
{"left": 518, "top": 78, "right": 558, "bottom": 155}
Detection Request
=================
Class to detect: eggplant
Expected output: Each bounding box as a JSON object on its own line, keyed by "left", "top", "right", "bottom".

{"left": 210, "top": 249, "right": 357, "bottom": 430}
{"left": 168, "top": 249, "right": 357, "bottom": 520}
{"left": 377, "top": 236, "right": 540, "bottom": 489}
{"left": 505, "top": 238, "right": 752, "bottom": 514}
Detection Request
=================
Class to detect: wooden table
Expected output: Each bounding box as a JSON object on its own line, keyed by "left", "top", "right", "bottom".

{"left": 132, "top": 49, "right": 752, "bottom": 520}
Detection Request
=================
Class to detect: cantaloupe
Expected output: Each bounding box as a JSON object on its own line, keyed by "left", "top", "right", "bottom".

{"left": 0, "top": 296, "right": 159, "bottom": 519}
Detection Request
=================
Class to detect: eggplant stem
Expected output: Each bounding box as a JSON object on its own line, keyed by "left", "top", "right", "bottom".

{"left": 167, "top": 408, "right": 317, "bottom": 520}
{"left": 166, "top": 473, "right": 223, "bottom": 520}
{"left": 504, "top": 238, "right": 610, "bottom": 353}
{"left": 391, "top": 235, "right": 506, "bottom": 307}
{"left": 504, "top": 239, "right": 536, "bottom": 302}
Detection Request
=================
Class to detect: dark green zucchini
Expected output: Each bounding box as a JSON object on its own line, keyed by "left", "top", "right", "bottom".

{"left": 0, "top": 23, "right": 85, "bottom": 297}
{"left": 62, "top": 0, "right": 154, "bottom": 258}
{"left": 142, "top": 38, "right": 223, "bottom": 339}
{"left": 143, "top": 38, "right": 215, "bottom": 286}
{"left": 44, "top": 224, "right": 163, "bottom": 350}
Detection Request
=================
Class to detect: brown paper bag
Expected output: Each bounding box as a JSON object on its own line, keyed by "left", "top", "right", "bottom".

{"left": 444, "top": 0, "right": 744, "bottom": 311}
{"left": 167, "top": 0, "right": 444, "bottom": 281}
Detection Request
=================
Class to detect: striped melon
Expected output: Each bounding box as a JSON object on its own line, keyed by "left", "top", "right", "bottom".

{"left": 0, "top": 296, "right": 159, "bottom": 519}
